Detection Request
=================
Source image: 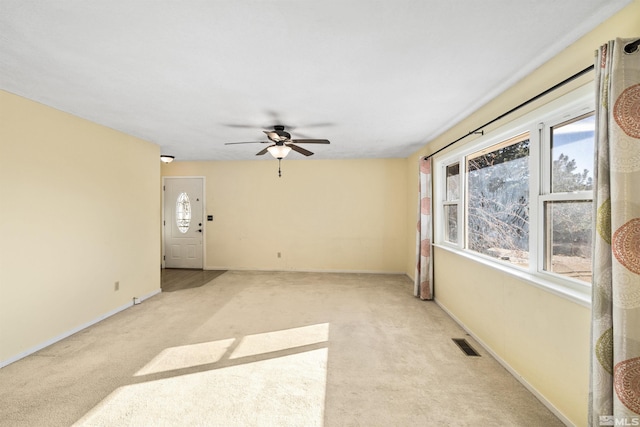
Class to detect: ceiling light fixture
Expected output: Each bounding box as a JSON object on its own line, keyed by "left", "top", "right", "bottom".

{"left": 267, "top": 145, "right": 291, "bottom": 159}
{"left": 160, "top": 155, "right": 175, "bottom": 163}
{"left": 267, "top": 145, "right": 291, "bottom": 178}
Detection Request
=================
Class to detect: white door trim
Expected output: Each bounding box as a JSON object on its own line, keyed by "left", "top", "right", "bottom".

{"left": 162, "top": 176, "right": 206, "bottom": 269}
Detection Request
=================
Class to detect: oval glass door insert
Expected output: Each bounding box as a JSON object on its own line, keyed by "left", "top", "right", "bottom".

{"left": 176, "top": 192, "right": 191, "bottom": 233}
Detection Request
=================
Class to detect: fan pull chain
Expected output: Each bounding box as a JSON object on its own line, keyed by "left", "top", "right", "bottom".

{"left": 278, "top": 158, "right": 282, "bottom": 177}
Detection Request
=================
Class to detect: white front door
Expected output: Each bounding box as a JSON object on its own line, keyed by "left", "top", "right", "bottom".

{"left": 163, "top": 177, "right": 204, "bottom": 269}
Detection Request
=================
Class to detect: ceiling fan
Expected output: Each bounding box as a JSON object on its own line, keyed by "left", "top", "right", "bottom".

{"left": 224, "top": 125, "right": 330, "bottom": 158}
{"left": 224, "top": 125, "right": 330, "bottom": 177}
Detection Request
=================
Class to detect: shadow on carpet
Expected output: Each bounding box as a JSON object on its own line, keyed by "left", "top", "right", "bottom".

{"left": 161, "top": 269, "right": 227, "bottom": 292}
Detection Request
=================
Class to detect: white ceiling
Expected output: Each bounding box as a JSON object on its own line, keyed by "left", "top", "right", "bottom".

{"left": 0, "top": 0, "right": 630, "bottom": 161}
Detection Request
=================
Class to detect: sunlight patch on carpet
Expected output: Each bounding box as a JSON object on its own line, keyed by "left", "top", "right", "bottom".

{"left": 75, "top": 348, "right": 327, "bottom": 426}
{"left": 74, "top": 324, "right": 330, "bottom": 426}
{"left": 231, "top": 323, "right": 329, "bottom": 359}
{"left": 134, "top": 338, "right": 236, "bottom": 376}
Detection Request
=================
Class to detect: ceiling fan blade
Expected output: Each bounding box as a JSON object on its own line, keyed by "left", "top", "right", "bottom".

{"left": 263, "top": 130, "right": 279, "bottom": 140}
{"left": 222, "top": 123, "right": 257, "bottom": 129}
{"left": 224, "top": 141, "right": 270, "bottom": 145}
{"left": 288, "top": 144, "right": 314, "bottom": 156}
{"left": 256, "top": 145, "right": 274, "bottom": 156}
{"left": 290, "top": 139, "right": 330, "bottom": 144}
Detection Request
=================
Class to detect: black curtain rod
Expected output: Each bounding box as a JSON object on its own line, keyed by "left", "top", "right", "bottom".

{"left": 624, "top": 37, "right": 640, "bottom": 53}
{"left": 423, "top": 64, "right": 595, "bottom": 160}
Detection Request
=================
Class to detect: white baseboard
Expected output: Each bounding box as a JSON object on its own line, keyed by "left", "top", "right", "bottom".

{"left": 134, "top": 288, "right": 161, "bottom": 304}
{"left": 204, "top": 266, "right": 407, "bottom": 275}
{"left": 434, "top": 298, "right": 574, "bottom": 427}
{"left": 0, "top": 288, "right": 161, "bottom": 369}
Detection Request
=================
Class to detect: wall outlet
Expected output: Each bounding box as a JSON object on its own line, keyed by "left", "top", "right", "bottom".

{"left": 114, "top": 281, "right": 119, "bottom": 291}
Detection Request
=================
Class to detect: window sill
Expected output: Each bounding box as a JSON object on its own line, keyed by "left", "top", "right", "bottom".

{"left": 432, "top": 243, "right": 592, "bottom": 308}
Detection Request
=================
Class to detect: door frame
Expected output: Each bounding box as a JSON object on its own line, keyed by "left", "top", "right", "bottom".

{"left": 161, "top": 176, "right": 206, "bottom": 269}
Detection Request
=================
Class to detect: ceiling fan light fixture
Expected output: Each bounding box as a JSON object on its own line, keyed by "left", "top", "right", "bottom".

{"left": 160, "top": 155, "right": 175, "bottom": 163}
{"left": 267, "top": 145, "right": 291, "bottom": 159}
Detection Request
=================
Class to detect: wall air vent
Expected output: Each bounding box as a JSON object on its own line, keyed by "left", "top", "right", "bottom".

{"left": 452, "top": 338, "right": 481, "bottom": 356}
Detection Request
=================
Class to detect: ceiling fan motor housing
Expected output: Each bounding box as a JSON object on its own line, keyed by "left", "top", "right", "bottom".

{"left": 274, "top": 125, "right": 290, "bottom": 140}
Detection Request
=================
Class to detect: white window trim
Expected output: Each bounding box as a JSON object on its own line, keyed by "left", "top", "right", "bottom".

{"left": 433, "top": 83, "right": 594, "bottom": 307}
{"left": 442, "top": 161, "right": 462, "bottom": 246}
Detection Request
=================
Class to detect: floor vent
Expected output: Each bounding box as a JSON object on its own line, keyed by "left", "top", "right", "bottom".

{"left": 452, "top": 338, "right": 481, "bottom": 356}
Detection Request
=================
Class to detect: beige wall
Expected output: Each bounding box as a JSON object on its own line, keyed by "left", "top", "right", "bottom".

{"left": 404, "top": 2, "right": 640, "bottom": 425}
{"left": 162, "top": 158, "right": 407, "bottom": 273}
{"left": 0, "top": 90, "right": 161, "bottom": 365}
{"left": 434, "top": 249, "right": 591, "bottom": 424}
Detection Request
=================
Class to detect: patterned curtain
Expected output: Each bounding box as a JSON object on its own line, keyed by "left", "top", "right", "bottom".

{"left": 415, "top": 157, "right": 433, "bottom": 300}
{"left": 590, "top": 38, "right": 640, "bottom": 426}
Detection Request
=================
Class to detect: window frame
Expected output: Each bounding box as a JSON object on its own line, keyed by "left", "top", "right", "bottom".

{"left": 442, "top": 161, "right": 461, "bottom": 245}
{"left": 433, "top": 84, "right": 594, "bottom": 306}
{"left": 465, "top": 130, "right": 531, "bottom": 268}
{"left": 537, "top": 110, "right": 595, "bottom": 291}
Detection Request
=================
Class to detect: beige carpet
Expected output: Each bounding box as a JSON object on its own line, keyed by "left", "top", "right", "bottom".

{"left": 0, "top": 270, "right": 563, "bottom": 426}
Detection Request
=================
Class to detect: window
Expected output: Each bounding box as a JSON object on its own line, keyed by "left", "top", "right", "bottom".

{"left": 466, "top": 133, "right": 530, "bottom": 267}
{"left": 434, "top": 85, "right": 594, "bottom": 301}
{"left": 176, "top": 192, "right": 191, "bottom": 233}
{"left": 542, "top": 113, "right": 595, "bottom": 283}
{"left": 543, "top": 201, "right": 592, "bottom": 281}
{"left": 444, "top": 163, "right": 460, "bottom": 243}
